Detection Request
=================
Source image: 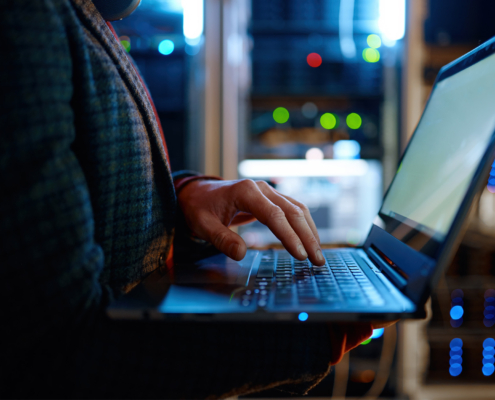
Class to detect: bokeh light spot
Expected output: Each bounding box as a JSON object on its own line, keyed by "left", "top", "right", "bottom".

{"left": 449, "top": 364, "right": 462, "bottom": 376}
{"left": 353, "top": 369, "right": 375, "bottom": 383}
{"left": 346, "top": 113, "right": 362, "bottom": 129}
{"left": 301, "top": 102, "right": 318, "bottom": 119}
{"left": 449, "top": 338, "right": 463, "bottom": 376}
{"left": 484, "top": 291, "right": 495, "bottom": 327}
{"left": 363, "top": 48, "right": 380, "bottom": 63}
{"left": 371, "top": 328, "right": 384, "bottom": 339}
{"left": 450, "top": 305, "right": 464, "bottom": 320}
{"left": 483, "top": 364, "right": 495, "bottom": 376}
{"left": 483, "top": 339, "right": 495, "bottom": 376}
{"left": 298, "top": 312, "right": 308, "bottom": 321}
{"left": 273, "top": 107, "right": 290, "bottom": 124}
{"left": 367, "top": 34, "right": 382, "bottom": 49}
{"left": 305, "top": 148, "right": 324, "bottom": 160}
{"left": 361, "top": 338, "right": 372, "bottom": 345}
{"left": 120, "top": 40, "right": 131, "bottom": 53}
{"left": 334, "top": 140, "right": 361, "bottom": 160}
{"left": 158, "top": 40, "right": 175, "bottom": 55}
{"left": 320, "top": 113, "right": 337, "bottom": 129}
{"left": 307, "top": 52, "right": 322, "bottom": 68}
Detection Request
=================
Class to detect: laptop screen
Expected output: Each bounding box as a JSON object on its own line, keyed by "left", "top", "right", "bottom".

{"left": 379, "top": 49, "right": 495, "bottom": 254}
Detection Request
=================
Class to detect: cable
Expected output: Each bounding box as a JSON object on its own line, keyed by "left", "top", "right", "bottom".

{"left": 363, "top": 325, "right": 397, "bottom": 399}
{"left": 332, "top": 351, "right": 350, "bottom": 398}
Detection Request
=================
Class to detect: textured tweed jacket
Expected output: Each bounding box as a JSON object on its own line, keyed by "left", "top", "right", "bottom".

{"left": 0, "top": 0, "right": 371, "bottom": 398}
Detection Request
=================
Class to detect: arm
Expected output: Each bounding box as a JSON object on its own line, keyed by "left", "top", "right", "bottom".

{"left": 0, "top": 0, "right": 108, "bottom": 355}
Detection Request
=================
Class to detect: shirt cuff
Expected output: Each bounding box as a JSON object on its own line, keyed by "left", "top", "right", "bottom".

{"left": 172, "top": 170, "right": 223, "bottom": 195}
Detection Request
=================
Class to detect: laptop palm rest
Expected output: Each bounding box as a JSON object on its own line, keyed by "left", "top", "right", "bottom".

{"left": 158, "top": 251, "right": 259, "bottom": 313}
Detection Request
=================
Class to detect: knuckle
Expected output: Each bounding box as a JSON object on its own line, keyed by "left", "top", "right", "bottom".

{"left": 242, "top": 179, "right": 257, "bottom": 188}
{"left": 234, "top": 179, "right": 257, "bottom": 194}
{"left": 287, "top": 205, "right": 305, "bottom": 220}
{"left": 212, "top": 230, "right": 231, "bottom": 249}
{"left": 298, "top": 203, "right": 310, "bottom": 214}
{"left": 256, "top": 180, "right": 270, "bottom": 190}
{"left": 268, "top": 206, "right": 286, "bottom": 222}
{"left": 308, "top": 235, "right": 320, "bottom": 248}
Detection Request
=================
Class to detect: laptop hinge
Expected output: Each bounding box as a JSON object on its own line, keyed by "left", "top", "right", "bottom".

{"left": 357, "top": 249, "right": 416, "bottom": 312}
{"left": 366, "top": 246, "right": 408, "bottom": 289}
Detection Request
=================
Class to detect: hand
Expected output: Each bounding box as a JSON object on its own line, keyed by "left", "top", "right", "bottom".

{"left": 371, "top": 319, "right": 400, "bottom": 330}
{"left": 327, "top": 320, "right": 399, "bottom": 364}
{"left": 177, "top": 179, "right": 325, "bottom": 266}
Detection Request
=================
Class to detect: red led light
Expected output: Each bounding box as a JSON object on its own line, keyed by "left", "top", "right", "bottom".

{"left": 307, "top": 53, "right": 322, "bottom": 68}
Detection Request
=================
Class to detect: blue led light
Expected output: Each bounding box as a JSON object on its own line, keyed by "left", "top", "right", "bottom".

{"left": 449, "top": 338, "right": 463, "bottom": 376}
{"left": 450, "top": 290, "right": 464, "bottom": 328}
{"left": 449, "top": 364, "right": 462, "bottom": 376}
{"left": 484, "top": 291, "right": 495, "bottom": 327}
{"left": 158, "top": 40, "right": 175, "bottom": 55}
{"left": 483, "top": 364, "right": 495, "bottom": 376}
{"left": 452, "top": 297, "right": 464, "bottom": 305}
{"left": 450, "top": 349, "right": 463, "bottom": 357}
{"left": 483, "top": 349, "right": 495, "bottom": 357}
{"left": 371, "top": 328, "right": 384, "bottom": 339}
{"left": 482, "top": 338, "right": 495, "bottom": 376}
{"left": 449, "top": 356, "right": 462, "bottom": 365}
{"left": 298, "top": 312, "right": 308, "bottom": 322}
{"left": 450, "top": 305, "right": 464, "bottom": 320}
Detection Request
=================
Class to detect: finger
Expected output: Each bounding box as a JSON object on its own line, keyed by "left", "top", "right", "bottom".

{"left": 195, "top": 213, "right": 247, "bottom": 261}
{"left": 279, "top": 193, "right": 320, "bottom": 245}
{"left": 256, "top": 181, "right": 324, "bottom": 266}
{"left": 232, "top": 180, "right": 310, "bottom": 262}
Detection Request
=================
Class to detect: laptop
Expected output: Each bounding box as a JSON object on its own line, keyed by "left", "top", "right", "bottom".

{"left": 108, "top": 37, "right": 495, "bottom": 322}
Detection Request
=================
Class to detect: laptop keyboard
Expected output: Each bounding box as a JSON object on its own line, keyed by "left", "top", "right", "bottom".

{"left": 241, "top": 250, "right": 385, "bottom": 308}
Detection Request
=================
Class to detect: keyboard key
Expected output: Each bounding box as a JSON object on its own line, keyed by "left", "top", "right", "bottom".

{"left": 257, "top": 262, "right": 274, "bottom": 278}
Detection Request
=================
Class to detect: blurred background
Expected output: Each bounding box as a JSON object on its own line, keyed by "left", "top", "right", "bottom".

{"left": 112, "top": 0, "right": 495, "bottom": 398}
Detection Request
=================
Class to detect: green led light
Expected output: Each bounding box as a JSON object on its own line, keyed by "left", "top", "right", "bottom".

{"left": 361, "top": 338, "right": 372, "bottom": 345}
{"left": 121, "top": 40, "right": 131, "bottom": 53}
{"left": 346, "top": 113, "right": 362, "bottom": 130}
{"left": 363, "top": 48, "right": 380, "bottom": 63}
{"left": 273, "top": 107, "right": 290, "bottom": 124}
{"left": 367, "top": 34, "right": 382, "bottom": 49}
{"left": 320, "top": 113, "right": 337, "bottom": 129}
{"left": 397, "top": 163, "right": 403, "bottom": 174}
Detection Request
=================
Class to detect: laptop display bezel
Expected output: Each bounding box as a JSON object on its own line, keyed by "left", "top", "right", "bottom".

{"left": 364, "top": 37, "right": 495, "bottom": 306}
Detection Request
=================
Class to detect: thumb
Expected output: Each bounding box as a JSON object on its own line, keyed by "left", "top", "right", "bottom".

{"left": 201, "top": 216, "right": 247, "bottom": 261}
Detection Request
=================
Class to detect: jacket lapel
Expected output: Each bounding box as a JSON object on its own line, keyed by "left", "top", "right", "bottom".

{"left": 69, "top": 0, "right": 173, "bottom": 182}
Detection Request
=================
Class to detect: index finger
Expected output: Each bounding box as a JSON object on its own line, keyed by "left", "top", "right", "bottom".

{"left": 232, "top": 180, "right": 310, "bottom": 261}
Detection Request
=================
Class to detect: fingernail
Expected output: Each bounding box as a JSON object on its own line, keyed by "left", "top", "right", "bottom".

{"left": 297, "top": 244, "right": 308, "bottom": 259}
{"left": 316, "top": 249, "right": 324, "bottom": 263}
{"left": 229, "top": 243, "right": 240, "bottom": 259}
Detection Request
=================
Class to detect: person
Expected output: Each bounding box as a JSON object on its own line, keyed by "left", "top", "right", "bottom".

{"left": 0, "top": 0, "right": 389, "bottom": 397}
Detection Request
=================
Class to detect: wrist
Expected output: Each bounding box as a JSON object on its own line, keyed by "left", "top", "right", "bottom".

{"left": 174, "top": 175, "right": 223, "bottom": 196}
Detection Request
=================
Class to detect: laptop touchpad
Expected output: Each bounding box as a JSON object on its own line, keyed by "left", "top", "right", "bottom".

{"left": 169, "top": 251, "right": 258, "bottom": 286}
{"left": 158, "top": 251, "right": 258, "bottom": 313}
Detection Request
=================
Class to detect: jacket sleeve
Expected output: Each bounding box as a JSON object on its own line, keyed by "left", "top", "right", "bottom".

{"left": 0, "top": 0, "right": 109, "bottom": 359}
